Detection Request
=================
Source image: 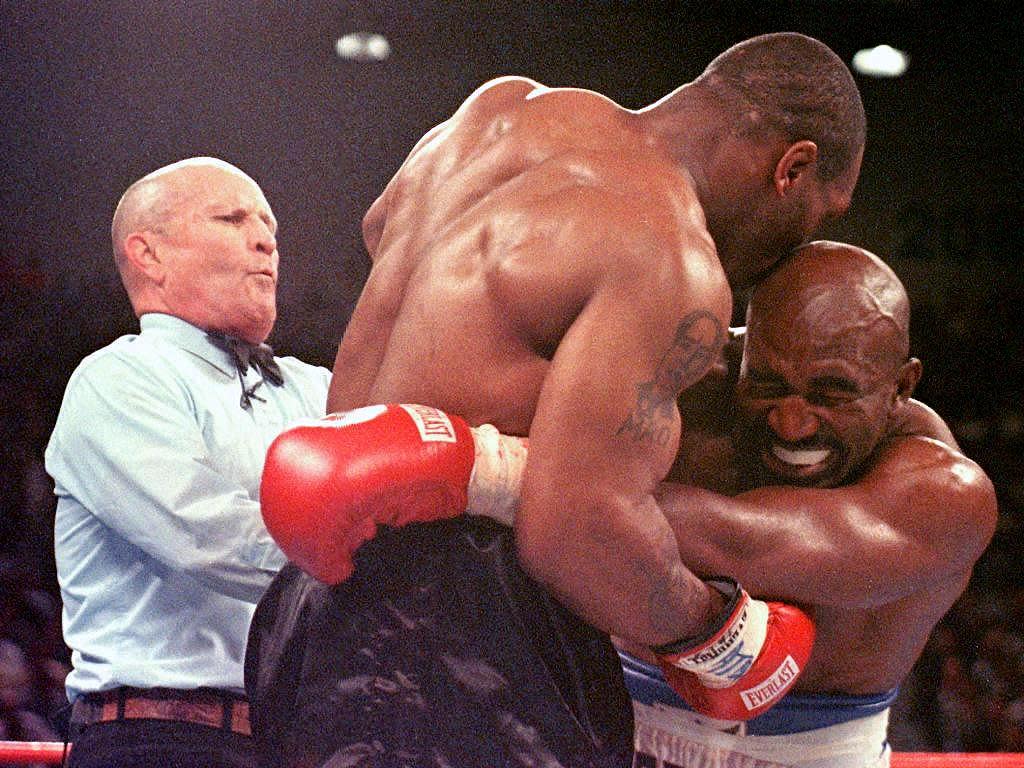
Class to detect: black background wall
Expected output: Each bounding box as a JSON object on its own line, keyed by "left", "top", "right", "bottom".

{"left": 3, "top": 1, "right": 1021, "bottom": 386}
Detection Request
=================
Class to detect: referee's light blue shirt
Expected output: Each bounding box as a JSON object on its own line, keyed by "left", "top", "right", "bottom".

{"left": 45, "top": 313, "right": 331, "bottom": 702}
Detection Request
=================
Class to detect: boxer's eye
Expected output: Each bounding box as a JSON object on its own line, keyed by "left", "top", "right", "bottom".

{"left": 739, "top": 372, "right": 789, "bottom": 400}
{"left": 805, "top": 390, "right": 858, "bottom": 408}
{"left": 804, "top": 377, "right": 862, "bottom": 408}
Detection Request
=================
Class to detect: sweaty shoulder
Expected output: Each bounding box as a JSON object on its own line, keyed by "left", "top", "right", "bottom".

{"left": 870, "top": 435, "right": 998, "bottom": 563}
{"left": 452, "top": 76, "right": 665, "bottom": 175}
{"left": 403, "top": 75, "right": 717, "bottom": 281}
{"left": 467, "top": 80, "right": 711, "bottom": 246}
{"left": 455, "top": 75, "right": 621, "bottom": 125}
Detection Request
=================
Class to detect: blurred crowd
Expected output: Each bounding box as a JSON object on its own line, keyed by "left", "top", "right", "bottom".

{"left": 896, "top": 588, "right": 1024, "bottom": 751}
{"left": 0, "top": 380, "right": 69, "bottom": 748}
{"left": 887, "top": 276, "right": 1024, "bottom": 752}
{"left": 2, "top": 220, "right": 1023, "bottom": 752}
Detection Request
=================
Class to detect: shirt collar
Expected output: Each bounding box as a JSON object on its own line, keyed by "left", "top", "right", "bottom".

{"left": 138, "top": 313, "right": 239, "bottom": 378}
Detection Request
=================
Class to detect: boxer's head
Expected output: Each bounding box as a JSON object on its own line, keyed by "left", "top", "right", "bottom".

{"left": 734, "top": 241, "right": 921, "bottom": 487}
{"left": 112, "top": 157, "right": 278, "bottom": 344}
{"left": 655, "top": 33, "right": 865, "bottom": 290}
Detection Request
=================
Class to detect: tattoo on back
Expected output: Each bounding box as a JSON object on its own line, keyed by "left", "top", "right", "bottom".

{"left": 617, "top": 310, "right": 725, "bottom": 446}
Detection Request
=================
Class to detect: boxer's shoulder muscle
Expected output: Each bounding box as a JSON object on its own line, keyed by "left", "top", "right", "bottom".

{"left": 477, "top": 166, "right": 722, "bottom": 361}
{"left": 867, "top": 435, "right": 997, "bottom": 561}
{"left": 439, "top": 78, "right": 651, "bottom": 192}
{"left": 456, "top": 76, "right": 624, "bottom": 130}
{"left": 872, "top": 435, "right": 992, "bottom": 503}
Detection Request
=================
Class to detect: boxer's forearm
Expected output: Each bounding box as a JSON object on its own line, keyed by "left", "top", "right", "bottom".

{"left": 515, "top": 483, "right": 724, "bottom": 647}
{"left": 656, "top": 477, "right": 958, "bottom": 609}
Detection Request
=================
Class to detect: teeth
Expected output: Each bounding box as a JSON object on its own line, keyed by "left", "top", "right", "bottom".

{"left": 772, "top": 445, "right": 830, "bottom": 466}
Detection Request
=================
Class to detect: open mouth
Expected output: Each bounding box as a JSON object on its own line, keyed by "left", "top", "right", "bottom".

{"left": 758, "top": 442, "right": 837, "bottom": 485}
{"left": 771, "top": 445, "right": 831, "bottom": 466}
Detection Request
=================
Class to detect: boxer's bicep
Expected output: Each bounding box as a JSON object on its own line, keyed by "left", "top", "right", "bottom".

{"left": 812, "top": 443, "right": 995, "bottom": 605}
{"left": 516, "top": 264, "right": 729, "bottom": 640}
{"left": 661, "top": 440, "right": 996, "bottom": 607}
{"left": 691, "top": 484, "right": 901, "bottom": 605}
{"left": 658, "top": 481, "right": 894, "bottom": 605}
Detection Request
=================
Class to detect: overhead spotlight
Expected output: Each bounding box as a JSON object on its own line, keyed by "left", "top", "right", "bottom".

{"left": 851, "top": 45, "right": 909, "bottom": 77}
{"left": 335, "top": 31, "right": 391, "bottom": 62}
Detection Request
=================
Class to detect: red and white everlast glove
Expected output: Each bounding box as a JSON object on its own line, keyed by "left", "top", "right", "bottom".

{"left": 260, "top": 403, "right": 526, "bottom": 584}
{"left": 653, "top": 578, "right": 815, "bottom": 721}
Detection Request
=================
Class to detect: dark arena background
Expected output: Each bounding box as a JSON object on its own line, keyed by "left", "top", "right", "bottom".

{"left": 2, "top": 0, "right": 1022, "bottom": 759}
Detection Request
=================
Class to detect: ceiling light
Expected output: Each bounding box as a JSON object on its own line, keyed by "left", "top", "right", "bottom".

{"left": 852, "top": 45, "right": 909, "bottom": 77}
{"left": 335, "top": 32, "right": 391, "bottom": 62}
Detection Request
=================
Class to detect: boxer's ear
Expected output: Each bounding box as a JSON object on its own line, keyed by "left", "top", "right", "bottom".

{"left": 774, "top": 140, "right": 818, "bottom": 196}
{"left": 894, "top": 358, "right": 923, "bottom": 403}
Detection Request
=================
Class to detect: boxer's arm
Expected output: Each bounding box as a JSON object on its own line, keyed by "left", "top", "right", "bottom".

{"left": 330, "top": 116, "right": 461, "bottom": 412}
{"left": 655, "top": 437, "right": 997, "bottom": 608}
{"left": 332, "top": 77, "right": 550, "bottom": 411}
{"left": 515, "top": 222, "right": 818, "bottom": 719}
{"left": 513, "top": 208, "right": 732, "bottom": 646}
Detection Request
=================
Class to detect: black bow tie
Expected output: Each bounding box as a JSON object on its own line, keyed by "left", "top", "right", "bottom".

{"left": 207, "top": 332, "right": 284, "bottom": 410}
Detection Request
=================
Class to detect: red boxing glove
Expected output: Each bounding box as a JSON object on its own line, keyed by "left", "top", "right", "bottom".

{"left": 653, "top": 578, "right": 814, "bottom": 721}
{"left": 260, "top": 404, "right": 476, "bottom": 584}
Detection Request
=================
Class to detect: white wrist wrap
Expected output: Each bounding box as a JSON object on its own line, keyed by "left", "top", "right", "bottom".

{"left": 668, "top": 588, "right": 769, "bottom": 689}
{"left": 466, "top": 424, "right": 527, "bottom": 527}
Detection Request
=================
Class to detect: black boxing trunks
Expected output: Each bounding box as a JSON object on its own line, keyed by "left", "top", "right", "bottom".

{"left": 245, "top": 517, "right": 633, "bottom": 768}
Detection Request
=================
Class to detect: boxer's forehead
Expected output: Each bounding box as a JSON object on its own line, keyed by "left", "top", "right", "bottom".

{"left": 755, "top": 279, "right": 899, "bottom": 351}
{"left": 744, "top": 339, "right": 888, "bottom": 394}
{"left": 745, "top": 289, "right": 900, "bottom": 391}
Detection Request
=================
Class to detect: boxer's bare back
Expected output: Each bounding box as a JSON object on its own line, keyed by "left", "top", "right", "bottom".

{"left": 329, "top": 77, "right": 723, "bottom": 438}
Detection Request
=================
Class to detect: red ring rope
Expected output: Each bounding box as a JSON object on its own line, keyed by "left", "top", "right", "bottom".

{"left": 891, "top": 755, "right": 1024, "bottom": 767}
{"left": 0, "top": 741, "right": 68, "bottom": 764}
{"left": 0, "top": 743, "right": 1021, "bottom": 766}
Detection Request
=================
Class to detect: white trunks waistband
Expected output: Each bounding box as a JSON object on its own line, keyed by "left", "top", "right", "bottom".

{"left": 632, "top": 698, "right": 891, "bottom": 768}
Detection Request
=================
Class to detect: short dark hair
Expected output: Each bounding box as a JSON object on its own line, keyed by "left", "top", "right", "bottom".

{"left": 697, "top": 32, "right": 866, "bottom": 181}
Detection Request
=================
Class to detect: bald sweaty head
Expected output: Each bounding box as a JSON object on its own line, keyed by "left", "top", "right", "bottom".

{"left": 736, "top": 241, "right": 918, "bottom": 487}
{"left": 748, "top": 240, "right": 910, "bottom": 377}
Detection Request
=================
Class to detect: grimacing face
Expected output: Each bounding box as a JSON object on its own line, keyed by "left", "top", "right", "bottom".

{"left": 732, "top": 295, "right": 901, "bottom": 488}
